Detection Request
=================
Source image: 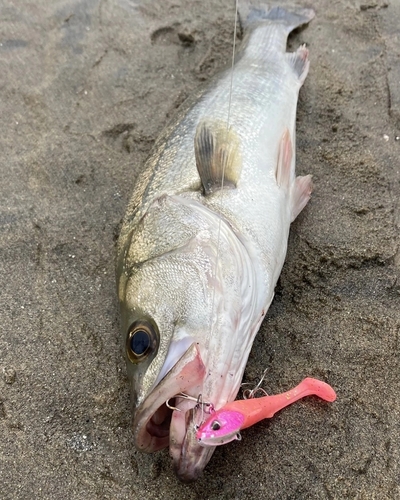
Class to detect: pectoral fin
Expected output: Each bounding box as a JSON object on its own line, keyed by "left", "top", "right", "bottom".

{"left": 276, "top": 128, "right": 312, "bottom": 220}
{"left": 291, "top": 174, "right": 313, "bottom": 221}
{"left": 194, "top": 120, "right": 242, "bottom": 195}
{"left": 276, "top": 128, "right": 293, "bottom": 189}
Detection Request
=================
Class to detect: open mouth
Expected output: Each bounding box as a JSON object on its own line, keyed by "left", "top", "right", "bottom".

{"left": 130, "top": 342, "right": 224, "bottom": 481}
{"left": 146, "top": 402, "right": 172, "bottom": 439}
{"left": 132, "top": 343, "right": 206, "bottom": 452}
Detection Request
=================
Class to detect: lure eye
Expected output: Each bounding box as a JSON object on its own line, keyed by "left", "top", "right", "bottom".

{"left": 126, "top": 319, "right": 158, "bottom": 363}
{"left": 211, "top": 420, "right": 221, "bottom": 431}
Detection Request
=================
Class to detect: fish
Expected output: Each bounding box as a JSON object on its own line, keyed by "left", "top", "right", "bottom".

{"left": 116, "top": 4, "right": 315, "bottom": 482}
{"left": 196, "top": 377, "right": 337, "bottom": 446}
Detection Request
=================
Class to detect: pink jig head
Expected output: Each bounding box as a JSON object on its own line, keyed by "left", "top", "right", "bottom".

{"left": 196, "top": 377, "right": 336, "bottom": 446}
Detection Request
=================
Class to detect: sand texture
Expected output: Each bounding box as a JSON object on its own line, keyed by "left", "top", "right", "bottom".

{"left": 1, "top": 0, "right": 399, "bottom": 498}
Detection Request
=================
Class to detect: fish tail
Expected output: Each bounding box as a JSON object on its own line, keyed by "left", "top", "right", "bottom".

{"left": 239, "top": 4, "right": 315, "bottom": 34}
{"left": 237, "top": 4, "right": 314, "bottom": 72}
{"left": 262, "top": 6, "right": 315, "bottom": 33}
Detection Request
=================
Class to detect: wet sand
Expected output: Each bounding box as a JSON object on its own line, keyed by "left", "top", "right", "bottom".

{"left": 1, "top": 0, "right": 399, "bottom": 498}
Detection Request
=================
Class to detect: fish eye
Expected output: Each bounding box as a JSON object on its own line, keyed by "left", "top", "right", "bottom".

{"left": 211, "top": 420, "right": 221, "bottom": 431}
{"left": 130, "top": 329, "right": 150, "bottom": 355}
{"left": 126, "top": 319, "right": 158, "bottom": 363}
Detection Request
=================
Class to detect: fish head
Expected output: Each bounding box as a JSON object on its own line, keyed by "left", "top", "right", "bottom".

{"left": 117, "top": 194, "right": 259, "bottom": 480}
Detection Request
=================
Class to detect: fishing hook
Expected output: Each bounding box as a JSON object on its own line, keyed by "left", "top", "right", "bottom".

{"left": 242, "top": 368, "right": 270, "bottom": 399}
{"left": 191, "top": 394, "right": 216, "bottom": 430}
{"left": 166, "top": 398, "right": 181, "bottom": 412}
{"left": 166, "top": 393, "right": 215, "bottom": 414}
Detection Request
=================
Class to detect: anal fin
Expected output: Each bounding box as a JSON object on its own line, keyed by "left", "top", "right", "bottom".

{"left": 194, "top": 120, "right": 242, "bottom": 196}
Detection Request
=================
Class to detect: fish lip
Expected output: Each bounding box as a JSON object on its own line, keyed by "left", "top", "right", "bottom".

{"left": 132, "top": 342, "right": 206, "bottom": 453}
{"left": 173, "top": 444, "right": 215, "bottom": 483}
{"left": 171, "top": 408, "right": 216, "bottom": 482}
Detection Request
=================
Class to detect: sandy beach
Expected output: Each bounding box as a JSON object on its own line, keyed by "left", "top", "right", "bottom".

{"left": 1, "top": 0, "right": 399, "bottom": 498}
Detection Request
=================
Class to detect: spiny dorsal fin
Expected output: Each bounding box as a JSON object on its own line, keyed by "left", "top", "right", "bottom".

{"left": 194, "top": 120, "right": 242, "bottom": 196}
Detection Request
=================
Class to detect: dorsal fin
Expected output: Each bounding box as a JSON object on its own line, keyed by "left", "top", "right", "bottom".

{"left": 194, "top": 120, "right": 242, "bottom": 195}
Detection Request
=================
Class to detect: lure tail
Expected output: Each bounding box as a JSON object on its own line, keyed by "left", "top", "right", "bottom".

{"left": 238, "top": 377, "right": 336, "bottom": 429}
{"left": 196, "top": 377, "right": 336, "bottom": 447}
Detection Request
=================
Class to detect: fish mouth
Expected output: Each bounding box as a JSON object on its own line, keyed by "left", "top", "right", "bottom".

{"left": 131, "top": 342, "right": 215, "bottom": 482}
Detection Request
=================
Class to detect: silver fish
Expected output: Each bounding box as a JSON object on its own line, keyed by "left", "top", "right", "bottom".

{"left": 117, "top": 5, "right": 314, "bottom": 482}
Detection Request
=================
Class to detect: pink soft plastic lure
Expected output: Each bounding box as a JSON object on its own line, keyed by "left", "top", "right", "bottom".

{"left": 196, "top": 377, "right": 336, "bottom": 446}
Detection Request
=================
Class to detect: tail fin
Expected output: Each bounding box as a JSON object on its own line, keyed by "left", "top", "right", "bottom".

{"left": 239, "top": 4, "right": 315, "bottom": 34}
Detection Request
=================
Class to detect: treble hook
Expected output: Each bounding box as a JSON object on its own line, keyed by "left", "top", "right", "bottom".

{"left": 166, "top": 392, "right": 215, "bottom": 413}
{"left": 166, "top": 398, "right": 181, "bottom": 412}
{"left": 166, "top": 393, "right": 195, "bottom": 411}
{"left": 242, "top": 368, "right": 269, "bottom": 399}
{"left": 196, "top": 393, "right": 215, "bottom": 415}
{"left": 193, "top": 393, "right": 215, "bottom": 430}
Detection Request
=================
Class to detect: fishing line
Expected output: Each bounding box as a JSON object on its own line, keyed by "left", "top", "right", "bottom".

{"left": 208, "top": 0, "right": 239, "bottom": 351}
{"left": 227, "top": 0, "right": 239, "bottom": 129}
